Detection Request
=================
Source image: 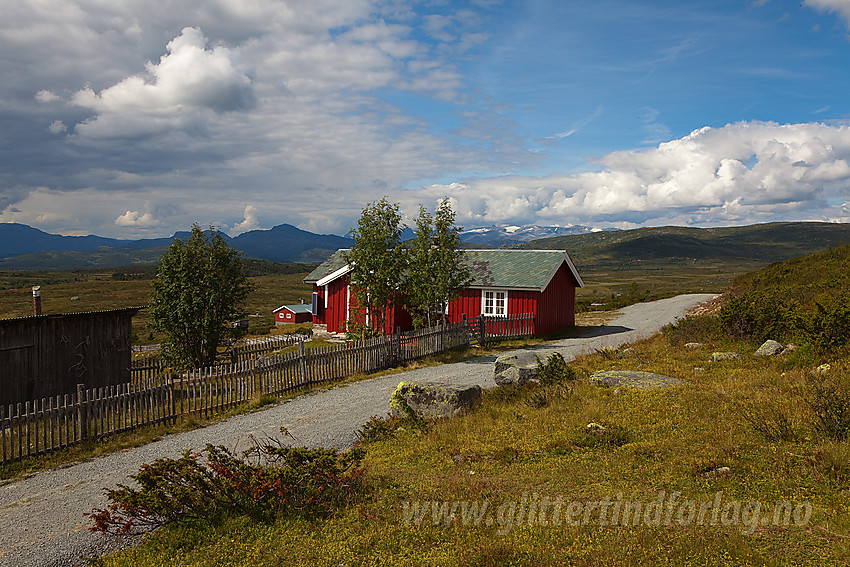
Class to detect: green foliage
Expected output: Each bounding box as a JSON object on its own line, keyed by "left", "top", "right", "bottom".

{"left": 345, "top": 198, "right": 407, "bottom": 337}
{"left": 405, "top": 200, "right": 471, "bottom": 328}
{"left": 150, "top": 224, "right": 251, "bottom": 369}
{"left": 714, "top": 245, "right": 850, "bottom": 350}
{"left": 356, "top": 412, "right": 428, "bottom": 444}
{"left": 89, "top": 434, "right": 366, "bottom": 535}
{"left": 662, "top": 314, "right": 723, "bottom": 346}
{"left": 804, "top": 292, "right": 850, "bottom": 350}
{"left": 718, "top": 290, "right": 797, "bottom": 343}
{"left": 535, "top": 352, "right": 577, "bottom": 384}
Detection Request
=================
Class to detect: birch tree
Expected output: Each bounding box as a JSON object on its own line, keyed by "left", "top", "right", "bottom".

{"left": 344, "top": 197, "right": 407, "bottom": 337}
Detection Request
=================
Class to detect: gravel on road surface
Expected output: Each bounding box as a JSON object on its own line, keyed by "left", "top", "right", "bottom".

{"left": 0, "top": 294, "right": 715, "bottom": 566}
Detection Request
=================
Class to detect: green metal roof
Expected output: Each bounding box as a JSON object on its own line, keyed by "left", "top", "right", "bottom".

{"left": 304, "top": 249, "right": 349, "bottom": 283}
{"left": 273, "top": 303, "right": 313, "bottom": 314}
{"left": 463, "top": 249, "right": 582, "bottom": 290}
{"left": 305, "top": 248, "right": 583, "bottom": 290}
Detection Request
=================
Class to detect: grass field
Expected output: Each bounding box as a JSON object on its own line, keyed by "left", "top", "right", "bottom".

{"left": 93, "top": 334, "right": 850, "bottom": 566}
{"left": 0, "top": 268, "right": 315, "bottom": 344}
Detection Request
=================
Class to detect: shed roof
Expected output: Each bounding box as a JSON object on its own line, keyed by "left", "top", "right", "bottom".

{"left": 273, "top": 303, "right": 313, "bottom": 315}
{"left": 304, "top": 249, "right": 583, "bottom": 291}
{"left": 0, "top": 306, "right": 145, "bottom": 324}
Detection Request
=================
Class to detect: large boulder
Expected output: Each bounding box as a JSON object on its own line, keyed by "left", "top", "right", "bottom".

{"left": 589, "top": 370, "right": 687, "bottom": 390}
{"left": 493, "top": 352, "right": 542, "bottom": 386}
{"left": 754, "top": 340, "right": 783, "bottom": 356}
{"left": 391, "top": 381, "right": 482, "bottom": 420}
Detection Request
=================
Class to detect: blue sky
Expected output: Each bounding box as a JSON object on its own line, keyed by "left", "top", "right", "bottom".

{"left": 1, "top": 0, "right": 849, "bottom": 238}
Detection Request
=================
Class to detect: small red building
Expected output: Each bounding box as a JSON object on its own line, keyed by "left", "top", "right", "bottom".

{"left": 273, "top": 303, "right": 314, "bottom": 325}
{"left": 304, "top": 249, "right": 584, "bottom": 336}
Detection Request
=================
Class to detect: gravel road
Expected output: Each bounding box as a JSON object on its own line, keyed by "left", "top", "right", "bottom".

{"left": 0, "top": 294, "right": 715, "bottom": 567}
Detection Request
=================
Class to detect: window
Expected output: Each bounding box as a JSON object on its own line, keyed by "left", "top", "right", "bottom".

{"left": 482, "top": 290, "right": 507, "bottom": 316}
{"left": 311, "top": 292, "right": 318, "bottom": 316}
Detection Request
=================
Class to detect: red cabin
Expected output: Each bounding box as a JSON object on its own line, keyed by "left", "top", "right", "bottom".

{"left": 303, "top": 249, "right": 584, "bottom": 336}
{"left": 273, "top": 303, "right": 314, "bottom": 325}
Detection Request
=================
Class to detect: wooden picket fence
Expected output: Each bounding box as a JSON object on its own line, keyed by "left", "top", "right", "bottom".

{"left": 0, "top": 321, "right": 470, "bottom": 464}
{"left": 465, "top": 313, "right": 535, "bottom": 345}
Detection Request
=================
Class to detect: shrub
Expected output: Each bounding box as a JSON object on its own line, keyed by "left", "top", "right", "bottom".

{"left": 812, "top": 442, "right": 850, "bottom": 488}
{"left": 356, "top": 410, "right": 428, "bottom": 444}
{"left": 89, "top": 432, "right": 366, "bottom": 535}
{"left": 535, "top": 352, "right": 577, "bottom": 384}
{"left": 718, "top": 291, "right": 796, "bottom": 343}
{"left": 735, "top": 399, "right": 797, "bottom": 442}
{"left": 573, "top": 423, "right": 630, "bottom": 449}
{"left": 802, "top": 292, "right": 850, "bottom": 350}
{"left": 805, "top": 374, "right": 850, "bottom": 441}
{"left": 663, "top": 314, "right": 723, "bottom": 346}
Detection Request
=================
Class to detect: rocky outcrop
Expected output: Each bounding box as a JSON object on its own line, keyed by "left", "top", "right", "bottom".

{"left": 390, "top": 381, "right": 482, "bottom": 420}
{"left": 493, "top": 352, "right": 541, "bottom": 386}
{"left": 589, "top": 370, "right": 687, "bottom": 390}
{"left": 754, "top": 340, "right": 783, "bottom": 356}
{"left": 710, "top": 352, "right": 742, "bottom": 362}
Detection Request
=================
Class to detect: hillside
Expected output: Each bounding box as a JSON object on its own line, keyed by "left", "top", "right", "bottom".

{"left": 728, "top": 243, "right": 850, "bottom": 305}
{"left": 516, "top": 221, "right": 850, "bottom": 266}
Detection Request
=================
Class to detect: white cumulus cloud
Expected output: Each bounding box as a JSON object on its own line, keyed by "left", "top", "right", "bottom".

{"left": 231, "top": 204, "right": 259, "bottom": 234}
{"left": 115, "top": 210, "right": 160, "bottom": 227}
{"left": 71, "top": 27, "right": 253, "bottom": 137}
{"left": 418, "top": 121, "right": 850, "bottom": 227}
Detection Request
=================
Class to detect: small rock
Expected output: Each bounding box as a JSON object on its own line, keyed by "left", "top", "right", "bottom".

{"left": 703, "top": 466, "right": 732, "bottom": 478}
{"left": 684, "top": 342, "right": 705, "bottom": 349}
{"left": 585, "top": 422, "right": 606, "bottom": 435}
{"left": 693, "top": 367, "right": 705, "bottom": 372}
{"left": 70, "top": 296, "right": 79, "bottom": 301}
{"left": 815, "top": 363, "right": 832, "bottom": 373}
{"left": 710, "top": 352, "right": 741, "bottom": 362}
{"left": 754, "top": 340, "right": 783, "bottom": 356}
{"left": 780, "top": 343, "right": 797, "bottom": 356}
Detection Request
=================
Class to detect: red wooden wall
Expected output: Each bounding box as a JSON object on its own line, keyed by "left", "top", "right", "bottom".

{"left": 313, "top": 275, "right": 412, "bottom": 334}
{"left": 312, "top": 262, "right": 577, "bottom": 336}
{"left": 446, "top": 263, "right": 577, "bottom": 336}
{"left": 535, "top": 264, "right": 576, "bottom": 335}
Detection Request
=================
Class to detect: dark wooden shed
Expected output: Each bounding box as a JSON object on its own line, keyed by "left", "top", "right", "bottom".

{"left": 0, "top": 307, "right": 142, "bottom": 407}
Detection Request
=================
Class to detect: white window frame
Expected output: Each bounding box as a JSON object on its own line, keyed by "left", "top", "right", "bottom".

{"left": 481, "top": 289, "right": 508, "bottom": 317}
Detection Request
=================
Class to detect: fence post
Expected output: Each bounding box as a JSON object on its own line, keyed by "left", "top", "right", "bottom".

{"left": 168, "top": 371, "right": 176, "bottom": 423}
{"left": 298, "top": 338, "right": 307, "bottom": 385}
{"left": 76, "top": 383, "right": 88, "bottom": 441}
{"left": 478, "top": 314, "right": 485, "bottom": 346}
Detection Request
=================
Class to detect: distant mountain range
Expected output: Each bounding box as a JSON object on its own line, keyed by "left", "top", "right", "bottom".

{"left": 2, "top": 221, "right": 849, "bottom": 271}
{"left": 460, "top": 224, "right": 607, "bottom": 247}
{"left": 0, "top": 222, "right": 604, "bottom": 270}
{"left": 0, "top": 223, "right": 353, "bottom": 269}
